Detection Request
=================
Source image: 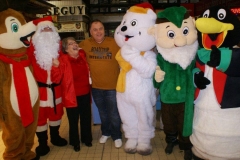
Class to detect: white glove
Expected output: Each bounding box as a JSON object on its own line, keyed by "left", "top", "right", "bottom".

{"left": 155, "top": 66, "right": 165, "bottom": 83}
{"left": 121, "top": 45, "right": 139, "bottom": 61}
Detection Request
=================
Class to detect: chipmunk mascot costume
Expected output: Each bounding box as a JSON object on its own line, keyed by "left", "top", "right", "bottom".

{"left": 149, "top": 6, "right": 198, "bottom": 160}
{"left": 114, "top": 2, "right": 157, "bottom": 155}
{"left": 190, "top": 6, "right": 240, "bottom": 160}
{"left": 0, "top": 3, "right": 47, "bottom": 159}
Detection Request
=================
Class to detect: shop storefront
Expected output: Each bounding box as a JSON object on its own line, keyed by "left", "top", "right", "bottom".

{"left": 37, "top": 0, "right": 89, "bottom": 42}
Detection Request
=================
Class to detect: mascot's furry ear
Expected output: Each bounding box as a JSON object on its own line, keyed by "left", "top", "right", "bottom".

{"left": 148, "top": 24, "right": 157, "bottom": 37}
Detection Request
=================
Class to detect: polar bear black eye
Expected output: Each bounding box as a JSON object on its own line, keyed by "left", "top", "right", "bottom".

{"left": 183, "top": 27, "right": 189, "bottom": 36}
{"left": 167, "top": 30, "right": 175, "bottom": 39}
{"left": 130, "top": 20, "right": 137, "bottom": 26}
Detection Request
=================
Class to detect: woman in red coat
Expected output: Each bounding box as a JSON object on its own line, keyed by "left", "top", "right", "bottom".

{"left": 61, "top": 37, "right": 93, "bottom": 152}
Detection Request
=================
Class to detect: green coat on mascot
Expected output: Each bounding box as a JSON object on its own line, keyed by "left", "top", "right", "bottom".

{"left": 149, "top": 6, "right": 198, "bottom": 160}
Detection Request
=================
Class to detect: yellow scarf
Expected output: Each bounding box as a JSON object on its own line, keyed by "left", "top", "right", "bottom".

{"left": 115, "top": 49, "right": 145, "bottom": 92}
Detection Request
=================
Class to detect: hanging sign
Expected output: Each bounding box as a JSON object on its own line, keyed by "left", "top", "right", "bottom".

{"left": 54, "top": 22, "right": 86, "bottom": 32}
{"left": 46, "top": 5, "right": 85, "bottom": 16}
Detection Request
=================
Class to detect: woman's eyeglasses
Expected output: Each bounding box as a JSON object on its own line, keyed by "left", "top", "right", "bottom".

{"left": 68, "top": 42, "right": 77, "bottom": 46}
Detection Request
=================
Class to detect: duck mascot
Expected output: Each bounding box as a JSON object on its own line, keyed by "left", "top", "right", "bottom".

{"left": 190, "top": 5, "right": 240, "bottom": 160}
{"left": 114, "top": 2, "right": 157, "bottom": 155}
{"left": 148, "top": 6, "right": 198, "bottom": 160}
{"left": 0, "top": 7, "right": 46, "bottom": 160}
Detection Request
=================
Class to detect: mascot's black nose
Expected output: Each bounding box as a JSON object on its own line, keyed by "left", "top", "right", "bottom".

{"left": 121, "top": 26, "right": 127, "bottom": 32}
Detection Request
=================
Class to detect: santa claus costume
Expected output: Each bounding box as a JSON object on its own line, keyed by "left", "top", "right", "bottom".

{"left": 27, "top": 18, "right": 76, "bottom": 157}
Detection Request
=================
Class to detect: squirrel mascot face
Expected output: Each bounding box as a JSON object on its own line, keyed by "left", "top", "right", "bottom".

{"left": 114, "top": 2, "right": 157, "bottom": 51}
{"left": 0, "top": 8, "right": 36, "bottom": 50}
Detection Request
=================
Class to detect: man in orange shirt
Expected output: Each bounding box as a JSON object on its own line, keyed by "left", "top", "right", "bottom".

{"left": 79, "top": 19, "right": 122, "bottom": 148}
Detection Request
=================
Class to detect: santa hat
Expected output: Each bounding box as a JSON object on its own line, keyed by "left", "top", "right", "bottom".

{"left": 32, "top": 16, "right": 52, "bottom": 25}
{"left": 128, "top": 2, "right": 154, "bottom": 14}
{"left": 157, "top": 6, "right": 187, "bottom": 28}
{"left": 33, "top": 16, "right": 54, "bottom": 29}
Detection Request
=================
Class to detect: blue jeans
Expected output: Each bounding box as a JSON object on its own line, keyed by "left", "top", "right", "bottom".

{"left": 91, "top": 88, "right": 122, "bottom": 140}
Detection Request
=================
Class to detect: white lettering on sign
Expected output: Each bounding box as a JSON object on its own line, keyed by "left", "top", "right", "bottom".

{"left": 46, "top": 5, "right": 85, "bottom": 16}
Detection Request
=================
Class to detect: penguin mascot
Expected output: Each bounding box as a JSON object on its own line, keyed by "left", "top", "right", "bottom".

{"left": 191, "top": 5, "right": 240, "bottom": 160}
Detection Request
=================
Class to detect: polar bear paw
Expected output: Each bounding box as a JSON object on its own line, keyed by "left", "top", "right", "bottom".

{"left": 137, "top": 143, "right": 152, "bottom": 155}
{"left": 124, "top": 139, "right": 137, "bottom": 154}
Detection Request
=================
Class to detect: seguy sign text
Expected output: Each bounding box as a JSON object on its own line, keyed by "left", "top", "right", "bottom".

{"left": 46, "top": 5, "right": 85, "bottom": 16}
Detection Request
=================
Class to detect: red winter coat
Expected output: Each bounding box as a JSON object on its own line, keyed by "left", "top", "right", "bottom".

{"left": 63, "top": 49, "right": 90, "bottom": 96}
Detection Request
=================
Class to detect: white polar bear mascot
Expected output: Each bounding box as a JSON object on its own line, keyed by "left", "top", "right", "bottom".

{"left": 114, "top": 2, "right": 157, "bottom": 155}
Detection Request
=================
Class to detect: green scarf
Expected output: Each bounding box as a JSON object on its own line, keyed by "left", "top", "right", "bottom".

{"left": 197, "top": 47, "right": 231, "bottom": 72}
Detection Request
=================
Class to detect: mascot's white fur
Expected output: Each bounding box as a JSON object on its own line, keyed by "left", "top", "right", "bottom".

{"left": 114, "top": 2, "right": 157, "bottom": 155}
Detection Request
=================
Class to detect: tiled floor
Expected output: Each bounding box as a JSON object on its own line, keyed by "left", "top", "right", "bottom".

{"left": 0, "top": 110, "right": 185, "bottom": 160}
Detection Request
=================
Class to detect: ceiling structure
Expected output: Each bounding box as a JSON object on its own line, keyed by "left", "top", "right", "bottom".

{"left": 0, "top": 0, "right": 54, "bottom": 14}
{"left": 82, "top": 0, "right": 192, "bottom": 15}
{"left": 0, "top": 0, "right": 55, "bottom": 20}
{"left": 26, "top": 0, "right": 55, "bottom": 14}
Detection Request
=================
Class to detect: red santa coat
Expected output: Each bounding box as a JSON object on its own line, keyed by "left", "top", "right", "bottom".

{"left": 27, "top": 43, "right": 77, "bottom": 108}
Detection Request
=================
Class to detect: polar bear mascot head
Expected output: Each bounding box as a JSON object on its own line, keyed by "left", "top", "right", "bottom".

{"left": 114, "top": 2, "right": 157, "bottom": 51}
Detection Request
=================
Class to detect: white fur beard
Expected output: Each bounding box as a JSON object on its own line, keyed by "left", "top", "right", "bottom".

{"left": 156, "top": 41, "right": 198, "bottom": 70}
{"left": 32, "top": 32, "right": 60, "bottom": 71}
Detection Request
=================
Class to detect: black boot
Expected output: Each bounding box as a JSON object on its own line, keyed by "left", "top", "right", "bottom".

{"left": 184, "top": 149, "right": 193, "bottom": 160}
{"left": 50, "top": 125, "right": 67, "bottom": 146}
{"left": 35, "top": 131, "right": 50, "bottom": 156}
{"left": 165, "top": 132, "right": 178, "bottom": 154}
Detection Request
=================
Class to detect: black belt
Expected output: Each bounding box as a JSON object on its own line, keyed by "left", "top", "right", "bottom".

{"left": 37, "top": 81, "right": 60, "bottom": 114}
